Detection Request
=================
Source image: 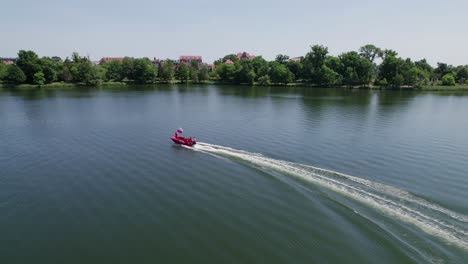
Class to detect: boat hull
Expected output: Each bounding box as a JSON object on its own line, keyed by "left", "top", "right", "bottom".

{"left": 171, "top": 136, "right": 196, "bottom": 147}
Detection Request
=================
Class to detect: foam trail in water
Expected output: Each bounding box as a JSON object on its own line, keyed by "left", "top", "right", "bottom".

{"left": 191, "top": 142, "right": 468, "bottom": 250}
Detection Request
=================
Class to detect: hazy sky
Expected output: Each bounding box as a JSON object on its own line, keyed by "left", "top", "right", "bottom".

{"left": 2, "top": 0, "right": 467, "bottom": 65}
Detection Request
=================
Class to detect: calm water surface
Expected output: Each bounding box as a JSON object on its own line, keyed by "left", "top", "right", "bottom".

{"left": 1, "top": 85, "right": 467, "bottom": 263}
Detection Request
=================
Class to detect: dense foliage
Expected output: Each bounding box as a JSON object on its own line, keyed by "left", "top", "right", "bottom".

{"left": 441, "top": 74, "right": 456, "bottom": 86}
{"left": 175, "top": 62, "right": 189, "bottom": 83}
{"left": 2, "top": 46, "right": 468, "bottom": 88}
{"left": 0, "top": 51, "right": 159, "bottom": 86}
{"left": 3, "top": 65, "right": 26, "bottom": 84}
{"left": 159, "top": 60, "right": 175, "bottom": 83}
{"left": 213, "top": 45, "right": 468, "bottom": 87}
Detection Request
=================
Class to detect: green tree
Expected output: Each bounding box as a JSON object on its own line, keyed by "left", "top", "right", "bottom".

{"left": 33, "top": 71, "right": 45, "bottom": 87}
{"left": 132, "top": 58, "right": 157, "bottom": 83}
{"left": 378, "top": 53, "right": 406, "bottom": 87}
{"left": 245, "top": 70, "right": 256, "bottom": 85}
{"left": 176, "top": 63, "right": 189, "bottom": 83}
{"left": 198, "top": 64, "right": 210, "bottom": 82}
{"left": 275, "top": 54, "right": 290, "bottom": 64}
{"left": 287, "top": 60, "right": 303, "bottom": 81}
{"left": 435, "top": 63, "right": 454, "bottom": 79}
{"left": 393, "top": 74, "right": 404, "bottom": 87}
{"left": 0, "top": 62, "right": 6, "bottom": 80}
{"left": 382, "top": 49, "right": 398, "bottom": 59}
{"left": 121, "top": 57, "right": 135, "bottom": 80}
{"left": 56, "top": 53, "right": 100, "bottom": 85}
{"left": 96, "top": 65, "right": 107, "bottom": 81}
{"left": 231, "top": 61, "right": 244, "bottom": 84}
{"left": 159, "top": 60, "right": 175, "bottom": 82}
{"left": 67, "top": 53, "right": 100, "bottom": 85}
{"left": 257, "top": 75, "right": 271, "bottom": 86}
{"left": 403, "top": 66, "right": 420, "bottom": 87}
{"left": 58, "top": 62, "right": 73, "bottom": 82}
{"left": 325, "top": 56, "right": 344, "bottom": 85}
{"left": 338, "top": 51, "right": 375, "bottom": 85}
{"left": 71, "top": 52, "right": 87, "bottom": 64}
{"left": 103, "top": 60, "right": 123, "bottom": 81}
{"left": 359, "top": 44, "right": 383, "bottom": 63}
{"left": 415, "top": 59, "right": 434, "bottom": 84}
{"left": 16, "top": 50, "right": 42, "bottom": 84}
{"left": 251, "top": 56, "right": 268, "bottom": 79}
{"left": 216, "top": 63, "right": 236, "bottom": 82}
{"left": 189, "top": 61, "right": 200, "bottom": 83}
{"left": 302, "top": 45, "right": 341, "bottom": 86}
{"left": 414, "top": 59, "right": 433, "bottom": 73}
{"left": 269, "top": 62, "right": 293, "bottom": 84}
{"left": 441, "top": 74, "right": 455, "bottom": 86}
{"left": 303, "top": 44, "right": 329, "bottom": 84}
{"left": 40, "top": 57, "right": 58, "bottom": 83}
{"left": 3, "top": 64, "right": 26, "bottom": 84}
{"left": 190, "top": 69, "right": 199, "bottom": 83}
{"left": 233, "top": 60, "right": 256, "bottom": 84}
{"left": 379, "top": 78, "right": 388, "bottom": 86}
{"left": 455, "top": 65, "right": 468, "bottom": 84}
{"left": 325, "top": 56, "right": 343, "bottom": 72}
{"left": 70, "top": 65, "right": 79, "bottom": 81}
{"left": 410, "top": 67, "right": 429, "bottom": 87}
{"left": 400, "top": 59, "right": 421, "bottom": 87}
{"left": 77, "top": 61, "right": 99, "bottom": 85}
{"left": 320, "top": 65, "right": 340, "bottom": 86}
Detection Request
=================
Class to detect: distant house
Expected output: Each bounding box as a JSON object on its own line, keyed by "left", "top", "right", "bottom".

{"left": 236, "top": 52, "right": 255, "bottom": 60}
{"left": 157, "top": 59, "right": 179, "bottom": 70}
{"left": 153, "top": 58, "right": 179, "bottom": 70}
{"left": 99, "top": 57, "right": 125, "bottom": 65}
{"left": 206, "top": 64, "right": 215, "bottom": 71}
{"left": 289, "top": 57, "right": 302, "bottom": 62}
{"left": 0, "top": 57, "right": 16, "bottom": 65}
{"left": 179, "top": 56, "right": 202, "bottom": 64}
{"left": 225, "top": 59, "right": 234, "bottom": 65}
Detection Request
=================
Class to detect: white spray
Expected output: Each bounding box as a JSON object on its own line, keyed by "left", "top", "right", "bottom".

{"left": 189, "top": 142, "right": 468, "bottom": 250}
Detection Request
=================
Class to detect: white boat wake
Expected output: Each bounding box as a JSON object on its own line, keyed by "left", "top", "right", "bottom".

{"left": 189, "top": 142, "right": 468, "bottom": 250}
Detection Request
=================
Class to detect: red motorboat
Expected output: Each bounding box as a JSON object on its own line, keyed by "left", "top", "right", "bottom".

{"left": 171, "top": 128, "right": 196, "bottom": 147}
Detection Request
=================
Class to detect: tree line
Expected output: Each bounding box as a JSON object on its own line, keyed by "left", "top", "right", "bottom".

{"left": 214, "top": 45, "right": 468, "bottom": 87}
{"left": 0, "top": 51, "right": 161, "bottom": 86}
{"left": 1, "top": 45, "right": 468, "bottom": 87}
{"left": 0, "top": 50, "right": 213, "bottom": 86}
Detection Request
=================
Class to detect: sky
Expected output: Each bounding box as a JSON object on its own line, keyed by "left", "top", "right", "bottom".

{"left": 2, "top": 0, "right": 468, "bottom": 65}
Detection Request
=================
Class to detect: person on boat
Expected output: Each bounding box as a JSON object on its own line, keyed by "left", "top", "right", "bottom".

{"left": 175, "top": 128, "right": 183, "bottom": 139}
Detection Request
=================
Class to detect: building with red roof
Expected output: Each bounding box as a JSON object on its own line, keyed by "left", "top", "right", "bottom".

{"left": 99, "top": 57, "right": 125, "bottom": 65}
{"left": 207, "top": 64, "right": 215, "bottom": 71}
{"left": 179, "top": 56, "right": 202, "bottom": 64}
{"left": 289, "top": 57, "right": 302, "bottom": 62}
{"left": 0, "top": 57, "right": 16, "bottom": 65}
{"left": 236, "top": 52, "right": 256, "bottom": 60}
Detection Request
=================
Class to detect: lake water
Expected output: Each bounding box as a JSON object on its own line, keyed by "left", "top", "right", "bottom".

{"left": 1, "top": 85, "right": 467, "bottom": 263}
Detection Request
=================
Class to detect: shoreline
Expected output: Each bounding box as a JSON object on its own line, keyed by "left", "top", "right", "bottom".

{"left": 1, "top": 81, "right": 468, "bottom": 92}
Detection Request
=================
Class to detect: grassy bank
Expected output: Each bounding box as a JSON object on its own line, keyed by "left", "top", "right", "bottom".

{"left": 0, "top": 81, "right": 127, "bottom": 90}
{"left": 286, "top": 83, "right": 468, "bottom": 91}
{"left": 419, "top": 85, "right": 468, "bottom": 91}
{"left": 2, "top": 81, "right": 468, "bottom": 92}
{"left": 276, "top": 83, "right": 468, "bottom": 91}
